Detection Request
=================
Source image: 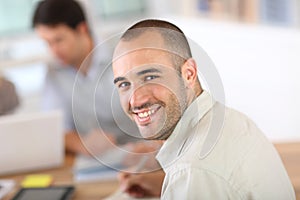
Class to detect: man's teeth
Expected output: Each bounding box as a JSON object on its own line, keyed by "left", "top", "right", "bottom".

{"left": 138, "top": 110, "right": 155, "bottom": 118}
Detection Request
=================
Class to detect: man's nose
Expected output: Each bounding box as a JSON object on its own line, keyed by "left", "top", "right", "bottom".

{"left": 48, "top": 43, "right": 59, "bottom": 56}
{"left": 129, "top": 85, "right": 152, "bottom": 110}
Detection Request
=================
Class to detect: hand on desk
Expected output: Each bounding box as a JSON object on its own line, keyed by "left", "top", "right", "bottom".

{"left": 116, "top": 141, "right": 164, "bottom": 198}
{"left": 118, "top": 169, "right": 165, "bottom": 198}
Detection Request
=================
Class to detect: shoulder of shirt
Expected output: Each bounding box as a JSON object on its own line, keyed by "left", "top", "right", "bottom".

{"left": 212, "top": 105, "right": 269, "bottom": 159}
{"left": 199, "top": 104, "right": 271, "bottom": 169}
{"left": 222, "top": 105, "right": 261, "bottom": 137}
{"left": 189, "top": 104, "right": 270, "bottom": 171}
{"left": 45, "top": 60, "right": 72, "bottom": 75}
{"left": 165, "top": 164, "right": 244, "bottom": 199}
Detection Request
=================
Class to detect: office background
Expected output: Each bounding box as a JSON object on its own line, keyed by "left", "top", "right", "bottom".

{"left": 0, "top": 0, "right": 300, "bottom": 141}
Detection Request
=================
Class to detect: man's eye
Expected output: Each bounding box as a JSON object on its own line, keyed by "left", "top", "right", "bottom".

{"left": 145, "top": 75, "right": 159, "bottom": 81}
{"left": 118, "top": 82, "right": 130, "bottom": 88}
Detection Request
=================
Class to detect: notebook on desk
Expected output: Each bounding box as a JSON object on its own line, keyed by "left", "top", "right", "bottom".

{"left": 0, "top": 111, "right": 64, "bottom": 175}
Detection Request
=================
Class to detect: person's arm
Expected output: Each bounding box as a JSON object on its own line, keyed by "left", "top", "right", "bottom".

{"left": 65, "top": 129, "right": 117, "bottom": 155}
{"left": 0, "top": 77, "right": 19, "bottom": 115}
{"left": 64, "top": 130, "right": 88, "bottom": 155}
{"left": 118, "top": 169, "right": 165, "bottom": 198}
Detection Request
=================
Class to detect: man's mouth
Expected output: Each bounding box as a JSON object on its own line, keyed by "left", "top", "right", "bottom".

{"left": 132, "top": 105, "right": 161, "bottom": 125}
{"left": 137, "top": 109, "right": 155, "bottom": 118}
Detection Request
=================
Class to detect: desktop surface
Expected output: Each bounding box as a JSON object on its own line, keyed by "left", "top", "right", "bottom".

{"left": 1, "top": 142, "right": 299, "bottom": 200}
{"left": 0, "top": 152, "right": 119, "bottom": 200}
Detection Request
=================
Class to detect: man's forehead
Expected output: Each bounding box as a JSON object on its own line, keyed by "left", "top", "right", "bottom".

{"left": 36, "top": 23, "right": 70, "bottom": 32}
{"left": 112, "top": 47, "right": 174, "bottom": 77}
{"left": 112, "top": 30, "right": 181, "bottom": 79}
{"left": 113, "top": 31, "right": 167, "bottom": 58}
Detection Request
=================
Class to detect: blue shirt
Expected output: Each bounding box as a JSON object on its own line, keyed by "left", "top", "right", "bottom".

{"left": 42, "top": 42, "right": 139, "bottom": 144}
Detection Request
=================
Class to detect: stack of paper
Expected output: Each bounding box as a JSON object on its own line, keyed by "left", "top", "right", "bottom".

{"left": 0, "top": 179, "right": 15, "bottom": 199}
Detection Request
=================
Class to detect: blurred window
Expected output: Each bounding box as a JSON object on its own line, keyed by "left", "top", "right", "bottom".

{"left": 91, "top": 0, "right": 147, "bottom": 20}
{"left": 0, "top": 0, "right": 38, "bottom": 36}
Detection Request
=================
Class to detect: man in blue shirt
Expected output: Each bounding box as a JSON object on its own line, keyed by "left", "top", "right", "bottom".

{"left": 32, "top": 0, "right": 139, "bottom": 155}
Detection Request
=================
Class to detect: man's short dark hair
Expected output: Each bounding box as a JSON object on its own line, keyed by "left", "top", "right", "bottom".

{"left": 121, "top": 19, "right": 192, "bottom": 70}
{"left": 32, "top": 0, "right": 86, "bottom": 29}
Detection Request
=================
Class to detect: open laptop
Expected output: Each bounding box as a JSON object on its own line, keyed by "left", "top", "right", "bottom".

{"left": 0, "top": 111, "right": 64, "bottom": 175}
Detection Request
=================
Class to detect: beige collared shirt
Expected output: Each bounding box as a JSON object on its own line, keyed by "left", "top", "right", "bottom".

{"left": 156, "top": 91, "right": 295, "bottom": 199}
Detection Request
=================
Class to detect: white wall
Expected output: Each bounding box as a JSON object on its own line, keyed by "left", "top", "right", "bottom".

{"left": 166, "top": 16, "right": 300, "bottom": 142}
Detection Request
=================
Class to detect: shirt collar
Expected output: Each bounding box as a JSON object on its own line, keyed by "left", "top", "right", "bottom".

{"left": 156, "top": 90, "right": 215, "bottom": 168}
{"left": 80, "top": 38, "right": 111, "bottom": 80}
{"left": 86, "top": 41, "right": 105, "bottom": 80}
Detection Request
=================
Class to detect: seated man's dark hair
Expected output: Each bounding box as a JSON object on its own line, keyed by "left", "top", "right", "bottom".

{"left": 32, "top": 0, "right": 86, "bottom": 29}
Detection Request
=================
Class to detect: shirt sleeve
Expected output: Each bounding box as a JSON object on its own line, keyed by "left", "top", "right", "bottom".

{"left": 161, "top": 166, "right": 242, "bottom": 200}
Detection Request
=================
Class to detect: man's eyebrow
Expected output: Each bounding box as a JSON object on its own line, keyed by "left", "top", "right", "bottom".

{"left": 136, "top": 68, "right": 162, "bottom": 76}
{"left": 114, "top": 77, "right": 126, "bottom": 84}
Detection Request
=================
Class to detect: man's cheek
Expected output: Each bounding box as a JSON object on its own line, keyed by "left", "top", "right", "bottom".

{"left": 120, "top": 97, "right": 129, "bottom": 112}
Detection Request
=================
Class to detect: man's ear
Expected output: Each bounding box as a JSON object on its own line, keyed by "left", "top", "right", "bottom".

{"left": 76, "top": 22, "right": 89, "bottom": 35}
{"left": 181, "top": 58, "right": 198, "bottom": 88}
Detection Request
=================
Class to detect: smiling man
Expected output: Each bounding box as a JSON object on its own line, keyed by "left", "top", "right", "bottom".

{"left": 113, "top": 26, "right": 200, "bottom": 141}
{"left": 112, "top": 19, "right": 295, "bottom": 199}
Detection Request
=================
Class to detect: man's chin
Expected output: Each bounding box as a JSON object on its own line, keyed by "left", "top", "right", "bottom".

{"left": 59, "top": 60, "right": 69, "bottom": 65}
{"left": 56, "top": 57, "right": 69, "bottom": 65}
{"left": 135, "top": 117, "right": 166, "bottom": 139}
{"left": 138, "top": 128, "right": 163, "bottom": 140}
